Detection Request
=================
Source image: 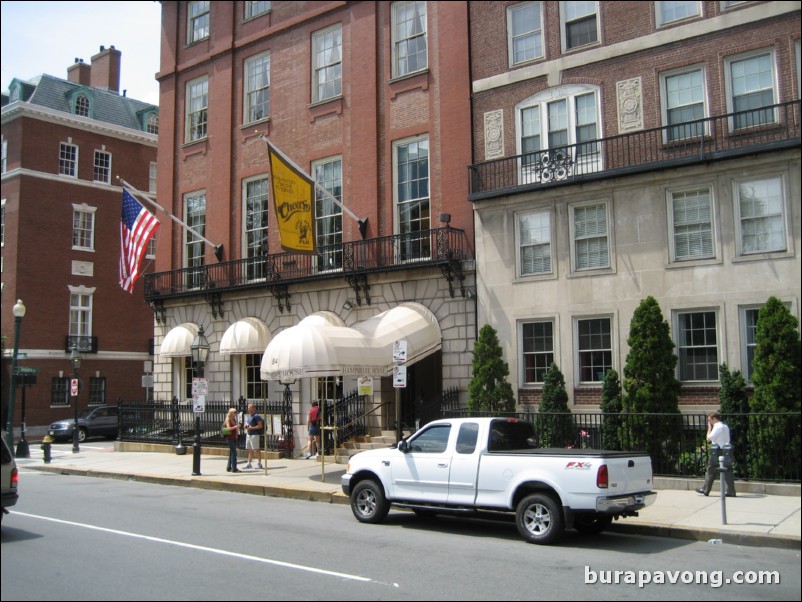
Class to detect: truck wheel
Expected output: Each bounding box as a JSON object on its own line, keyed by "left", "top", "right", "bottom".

{"left": 516, "top": 493, "right": 564, "bottom": 545}
{"left": 351, "top": 479, "right": 390, "bottom": 524}
{"left": 574, "top": 514, "right": 613, "bottom": 535}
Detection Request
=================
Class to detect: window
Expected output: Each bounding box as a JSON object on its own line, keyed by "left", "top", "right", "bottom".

{"left": 508, "top": 2, "right": 543, "bottom": 66}
{"left": 93, "top": 150, "right": 111, "bottom": 184}
{"left": 188, "top": 0, "right": 210, "bottom": 44}
{"left": 394, "top": 136, "right": 430, "bottom": 260}
{"left": 244, "top": 52, "right": 270, "bottom": 123}
{"left": 245, "top": 1, "right": 271, "bottom": 19}
{"left": 517, "top": 85, "right": 600, "bottom": 182}
{"left": 656, "top": 1, "right": 700, "bottom": 26}
{"left": 576, "top": 317, "right": 612, "bottom": 383}
{"left": 518, "top": 210, "right": 552, "bottom": 275}
{"left": 69, "top": 290, "right": 93, "bottom": 339}
{"left": 2, "top": 199, "right": 6, "bottom": 246}
{"left": 149, "top": 162, "right": 158, "bottom": 194}
{"left": 741, "top": 306, "right": 760, "bottom": 382}
{"left": 243, "top": 177, "right": 269, "bottom": 280}
{"left": 522, "top": 320, "right": 554, "bottom": 384}
{"left": 409, "top": 424, "right": 451, "bottom": 453}
{"left": 313, "top": 158, "right": 343, "bottom": 270}
{"left": 571, "top": 202, "right": 609, "bottom": 270}
{"left": 661, "top": 67, "right": 707, "bottom": 141}
{"left": 734, "top": 176, "right": 786, "bottom": 255}
{"left": 245, "top": 353, "right": 269, "bottom": 399}
{"left": 315, "top": 376, "right": 342, "bottom": 404}
{"left": 184, "top": 191, "right": 206, "bottom": 287}
{"left": 89, "top": 377, "right": 106, "bottom": 405}
{"left": 146, "top": 113, "right": 159, "bottom": 135}
{"left": 72, "top": 204, "right": 96, "bottom": 251}
{"left": 676, "top": 310, "right": 718, "bottom": 381}
{"left": 392, "top": 1, "right": 428, "bottom": 78}
{"left": 726, "top": 50, "right": 777, "bottom": 130}
{"left": 668, "top": 187, "right": 714, "bottom": 261}
{"left": 59, "top": 142, "right": 78, "bottom": 177}
{"left": 186, "top": 77, "right": 208, "bottom": 143}
{"left": 561, "top": 1, "right": 598, "bottom": 51}
{"left": 456, "top": 423, "right": 479, "bottom": 454}
{"left": 312, "top": 24, "right": 342, "bottom": 103}
{"left": 51, "top": 377, "right": 70, "bottom": 407}
{"left": 1, "top": 137, "right": 6, "bottom": 174}
{"left": 75, "top": 94, "right": 90, "bottom": 117}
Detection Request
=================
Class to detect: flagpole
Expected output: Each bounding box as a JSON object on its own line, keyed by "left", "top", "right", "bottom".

{"left": 259, "top": 134, "right": 368, "bottom": 239}
{"left": 119, "top": 178, "right": 224, "bottom": 261}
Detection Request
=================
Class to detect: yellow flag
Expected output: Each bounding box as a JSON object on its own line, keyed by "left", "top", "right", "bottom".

{"left": 267, "top": 142, "right": 316, "bottom": 254}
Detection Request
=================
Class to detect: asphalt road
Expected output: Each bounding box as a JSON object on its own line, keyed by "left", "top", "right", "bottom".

{"left": 2, "top": 468, "right": 800, "bottom": 601}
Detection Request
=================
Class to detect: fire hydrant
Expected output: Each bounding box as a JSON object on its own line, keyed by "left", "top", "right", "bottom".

{"left": 41, "top": 435, "right": 53, "bottom": 464}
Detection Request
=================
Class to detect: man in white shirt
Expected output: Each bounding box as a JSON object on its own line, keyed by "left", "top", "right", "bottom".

{"left": 696, "top": 411, "right": 736, "bottom": 497}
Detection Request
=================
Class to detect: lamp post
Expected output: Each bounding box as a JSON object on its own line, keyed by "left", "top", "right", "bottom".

{"left": 190, "top": 326, "right": 209, "bottom": 476}
{"left": 5, "top": 299, "right": 26, "bottom": 454}
{"left": 279, "top": 378, "right": 295, "bottom": 458}
{"left": 70, "top": 343, "right": 83, "bottom": 453}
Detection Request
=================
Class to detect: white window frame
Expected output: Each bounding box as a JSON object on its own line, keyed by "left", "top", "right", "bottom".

{"left": 724, "top": 48, "right": 778, "bottom": 131}
{"left": 313, "top": 157, "right": 344, "bottom": 271}
{"left": 149, "top": 162, "right": 158, "bottom": 194}
{"left": 560, "top": 1, "right": 599, "bottom": 52}
{"left": 59, "top": 142, "right": 78, "bottom": 177}
{"left": 244, "top": 51, "right": 270, "bottom": 124}
{"left": 733, "top": 174, "right": 788, "bottom": 257}
{"left": 75, "top": 94, "right": 91, "bottom": 117}
{"left": 184, "top": 190, "right": 206, "bottom": 289}
{"left": 517, "top": 208, "right": 554, "bottom": 277}
{"left": 187, "top": 0, "right": 210, "bottom": 44}
{"left": 185, "top": 76, "right": 209, "bottom": 143}
{"left": 660, "top": 65, "right": 708, "bottom": 142}
{"left": 71, "top": 203, "right": 97, "bottom": 252}
{"left": 666, "top": 185, "right": 716, "bottom": 263}
{"left": 312, "top": 24, "right": 343, "bottom": 104}
{"left": 520, "top": 318, "right": 556, "bottom": 385}
{"left": 68, "top": 286, "right": 95, "bottom": 339}
{"left": 674, "top": 309, "right": 719, "bottom": 382}
{"left": 93, "top": 149, "right": 112, "bottom": 184}
{"left": 569, "top": 200, "right": 611, "bottom": 272}
{"left": 574, "top": 315, "right": 613, "bottom": 384}
{"left": 655, "top": 1, "right": 701, "bottom": 27}
{"left": 393, "top": 134, "right": 431, "bottom": 261}
{"left": 146, "top": 113, "right": 159, "bottom": 135}
{"left": 508, "top": 2, "right": 544, "bottom": 67}
{"left": 392, "top": 1, "right": 428, "bottom": 78}
{"left": 242, "top": 175, "right": 269, "bottom": 280}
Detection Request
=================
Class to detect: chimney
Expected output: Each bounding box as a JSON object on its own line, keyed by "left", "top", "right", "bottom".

{"left": 90, "top": 45, "right": 121, "bottom": 93}
{"left": 67, "top": 58, "right": 91, "bottom": 86}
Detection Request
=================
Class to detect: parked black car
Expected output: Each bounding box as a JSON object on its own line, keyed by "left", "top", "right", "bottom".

{"left": 49, "top": 405, "right": 120, "bottom": 442}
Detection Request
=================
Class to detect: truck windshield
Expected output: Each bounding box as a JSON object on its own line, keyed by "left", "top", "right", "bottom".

{"left": 488, "top": 420, "right": 537, "bottom": 451}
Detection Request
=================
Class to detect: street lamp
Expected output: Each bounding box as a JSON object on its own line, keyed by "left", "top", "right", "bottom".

{"left": 70, "top": 343, "right": 83, "bottom": 453}
{"left": 279, "top": 378, "right": 296, "bottom": 460}
{"left": 5, "top": 300, "right": 26, "bottom": 454}
{"left": 190, "top": 326, "right": 209, "bottom": 476}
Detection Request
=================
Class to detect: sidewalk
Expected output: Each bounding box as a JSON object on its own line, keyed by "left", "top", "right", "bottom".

{"left": 14, "top": 443, "right": 801, "bottom": 550}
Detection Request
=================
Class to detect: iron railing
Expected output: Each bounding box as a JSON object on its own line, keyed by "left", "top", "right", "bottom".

{"left": 469, "top": 100, "right": 801, "bottom": 199}
{"left": 144, "top": 226, "right": 471, "bottom": 301}
{"left": 440, "top": 410, "right": 801, "bottom": 483}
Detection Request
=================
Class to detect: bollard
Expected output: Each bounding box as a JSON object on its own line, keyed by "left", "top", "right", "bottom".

{"left": 41, "top": 435, "right": 53, "bottom": 464}
{"left": 719, "top": 451, "right": 727, "bottom": 525}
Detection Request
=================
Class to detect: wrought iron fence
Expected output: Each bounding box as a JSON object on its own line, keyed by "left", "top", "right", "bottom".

{"left": 319, "top": 390, "right": 368, "bottom": 455}
{"left": 441, "top": 410, "right": 801, "bottom": 482}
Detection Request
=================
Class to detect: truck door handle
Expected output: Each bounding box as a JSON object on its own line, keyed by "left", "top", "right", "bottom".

{"left": 438, "top": 463, "right": 448, "bottom": 468}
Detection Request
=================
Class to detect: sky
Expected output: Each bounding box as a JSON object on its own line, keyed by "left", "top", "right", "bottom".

{"left": 1, "top": 1, "right": 162, "bottom": 105}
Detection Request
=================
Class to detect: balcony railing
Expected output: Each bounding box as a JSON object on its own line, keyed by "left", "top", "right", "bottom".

{"left": 469, "top": 100, "right": 800, "bottom": 200}
{"left": 144, "top": 226, "right": 471, "bottom": 301}
{"left": 64, "top": 335, "right": 98, "bottom": 354}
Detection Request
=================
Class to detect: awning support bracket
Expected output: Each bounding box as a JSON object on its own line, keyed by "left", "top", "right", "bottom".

{"left": 346, "top": 273, "right": 371, "bottom": 306}
{"left": 204, "top": 286, "right": 225, "bottom": 319}
{"left": 270, "top": 283, "right": 291, "bottom": 313}
{"left": 149, "top": 299, "right": 167, "bottom": 324}
{"left": 439, "top": 254, "right": 466, "bottom": 298}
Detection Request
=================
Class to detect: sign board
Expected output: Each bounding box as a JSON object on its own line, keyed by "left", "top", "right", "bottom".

{"left": 393, "top": 364, "right": 407, "bottom": 388}
{"left": 70, "top": 378, "right": 79, "bottom": 397}
{"left": 15, "top": 366, "right": 39, "bottom": 375}
{"left": 358, "top": 376, "right": 374, "bottom": 396}
{"left": 141, "top": 375, "right": 154, "bottom": 388}
{"left": 192, "top": 378, "right": 208, "bottom": 413}
{"left": 393, "top": 340, "right": 408, "bottom": 364}
{"left": 15, "top": 353, "right": 28, "bottom": 359}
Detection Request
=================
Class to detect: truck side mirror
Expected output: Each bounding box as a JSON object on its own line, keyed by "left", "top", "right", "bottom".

{"left": 397, "top": 440, "right": 409, "bottom": 453}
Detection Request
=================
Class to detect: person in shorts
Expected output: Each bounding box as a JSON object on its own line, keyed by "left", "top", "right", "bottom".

{"left": 305, "top": 401, "right": 320, "bottom": 459}
{"left": 243, "top": 403, "right": 264, "bottom": 470}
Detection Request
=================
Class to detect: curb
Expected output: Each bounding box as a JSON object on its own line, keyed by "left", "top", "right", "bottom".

{"left": 609, "top": 522, "right": 801, "bottom": 550}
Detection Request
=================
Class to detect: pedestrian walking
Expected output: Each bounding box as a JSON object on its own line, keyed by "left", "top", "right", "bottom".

{"left": 696, "top": 411, "right": 736, "bottom": 497}
{"left": 305, "top": 401, "right": 320, "bottom": 459}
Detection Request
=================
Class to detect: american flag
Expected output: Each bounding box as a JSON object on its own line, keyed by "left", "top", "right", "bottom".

{"left": 119, "top": 189, "right": 160, "bottom": 293}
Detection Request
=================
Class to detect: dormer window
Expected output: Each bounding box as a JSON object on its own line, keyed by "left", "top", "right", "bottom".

{"left": 147, "top": 112, "right": 159, "bottom": 135}
{"left": 69, "top": 89, "right": 94, "bottom": 118}
{"left": 75, "top": 94, "right": 90, "bottom": 117}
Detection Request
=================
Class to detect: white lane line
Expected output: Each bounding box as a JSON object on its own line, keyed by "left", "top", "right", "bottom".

{"left": 14, "top": 511, "right": 398, "bottom": 588}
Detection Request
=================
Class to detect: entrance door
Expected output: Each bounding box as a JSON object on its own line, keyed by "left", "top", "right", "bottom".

{"left": 400, "top": 351, "right": 442, "bottom": 430}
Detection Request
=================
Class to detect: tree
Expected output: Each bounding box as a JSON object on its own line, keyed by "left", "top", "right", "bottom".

{"left": 599, "top": 369, "right": 623, "bottom": 450}
{"left": 621, "top": 296, "right": 681, "bottom": 469}
{"left": 536, "top": 363, "right": 573, "bottom": 447}
{"left": 467, "top": 324, "right": 516, "bottom": 413}
{"left": 718, "top": 363, "right": 749, "bottom": 479}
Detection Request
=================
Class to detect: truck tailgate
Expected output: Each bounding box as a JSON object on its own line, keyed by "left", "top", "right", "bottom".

{"left": 604, "top": 454, "right": 653, "bottom": 494}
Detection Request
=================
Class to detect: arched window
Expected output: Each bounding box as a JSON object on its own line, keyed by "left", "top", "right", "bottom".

{"left": 147, "top": 112, "right": 159, "bottom": 134}
{"left": 75, "top": 94, "right": 90, "bottom": 117}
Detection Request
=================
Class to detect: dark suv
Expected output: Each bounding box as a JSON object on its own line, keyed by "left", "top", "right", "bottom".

{"left": 2, "top": 437, "right": 19, "bottom": 522}
{"left": 49, "top": 405, "right": 120, "bottom": 442}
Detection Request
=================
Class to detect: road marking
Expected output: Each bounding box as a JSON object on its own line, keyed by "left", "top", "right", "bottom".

{"left": 13, "top": 512, "right": 398, "bottom": 587}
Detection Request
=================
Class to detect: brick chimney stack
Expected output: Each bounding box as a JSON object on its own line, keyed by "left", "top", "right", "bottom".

{"left": 89, "top": 45, "right": 121, "bottom": 93}
{"left": 67, "top": 58, "right": 91, "bottom": 86}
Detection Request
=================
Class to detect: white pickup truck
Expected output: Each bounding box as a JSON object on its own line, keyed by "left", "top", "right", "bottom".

{"left": 342, "top": 417, "right": 656, "bottom": 544}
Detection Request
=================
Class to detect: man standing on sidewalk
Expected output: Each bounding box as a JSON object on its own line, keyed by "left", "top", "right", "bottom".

{"left": 305, "top": 401, "right": 320, "bottom": 459}
{"left": 696, "top": 411, "right": 736, "bottom": 497}
{"left": 243, "top": 403, "right": 264, "bottom": 470}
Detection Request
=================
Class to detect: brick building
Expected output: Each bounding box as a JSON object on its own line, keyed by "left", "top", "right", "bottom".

{"left": 1, "top": 46, "right": 159, "bottom": 435}
{"left": 468, "top": 1, "right": 800, "bottom": 409}
{"left": 149, "top": 1, "right": 474, "bottom": 446}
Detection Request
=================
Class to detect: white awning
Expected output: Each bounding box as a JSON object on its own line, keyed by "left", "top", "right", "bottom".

{"left": 160, "top": 323, "right": 199, "bottom": 358}
{"left": 220, "top": 318, "right": 271, "bottom": 355}
{"left": 260, "top": 303, "right": 441, "bottom": 381}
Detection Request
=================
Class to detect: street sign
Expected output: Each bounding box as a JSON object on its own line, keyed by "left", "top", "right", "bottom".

{"left": 15, "top": 353, "right": 28, "bottom": 359}
{"left": 393, "top": 364, "right": 407, "bottom": 388}
{"left": 14, "top": 366, "right": 39, "bottom": 375}
{"left": 192, "top": 378, "right": 208, "bottom": 413}
{"left": 70, "top": 378, "right": 79, "bottom": 397}
{"left": 393, "top": 340, "right": 408, "bottom": 364}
